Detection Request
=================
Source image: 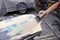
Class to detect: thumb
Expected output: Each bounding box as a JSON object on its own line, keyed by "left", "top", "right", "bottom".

{"left": 38, "top": 10, "right": 44, "bottom": 15}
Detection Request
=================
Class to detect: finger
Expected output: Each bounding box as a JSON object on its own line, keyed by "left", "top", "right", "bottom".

{"left": 38, "top": 11, "right": 44, "bottom": 15}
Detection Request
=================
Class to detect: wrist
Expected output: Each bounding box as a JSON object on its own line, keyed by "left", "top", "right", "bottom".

{"left": 45, "top": 10, "right": 50, "bottom": 14}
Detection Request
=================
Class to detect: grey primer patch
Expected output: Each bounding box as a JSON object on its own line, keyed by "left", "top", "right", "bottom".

{"left": 0, "top": 29, "right": 12, "bottom": 40}
{"left": 35, "top": 16, "right": 41, "bottom": 22}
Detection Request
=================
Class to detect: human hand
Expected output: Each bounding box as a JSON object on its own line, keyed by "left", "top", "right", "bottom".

{"left": 38, "top": 10, "right": 48, "bottom": 18}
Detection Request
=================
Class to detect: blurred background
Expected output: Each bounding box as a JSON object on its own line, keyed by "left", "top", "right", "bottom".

{"left": 0, "top": 0, "right": 60, "bottom": 40}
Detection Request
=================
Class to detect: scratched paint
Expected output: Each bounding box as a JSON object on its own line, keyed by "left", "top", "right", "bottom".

{"left": 0, "top": 15, "right": 37, "bottom": 40}
{"left": 4, "top": 15, "right": 32, "bottom": 32}
{"left": 5, "top": 24, "right": 17, "bottom": 32}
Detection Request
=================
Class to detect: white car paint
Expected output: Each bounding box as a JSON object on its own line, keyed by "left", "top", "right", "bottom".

{"left": 0, "top": 14, "right": 42, "bottom": 40}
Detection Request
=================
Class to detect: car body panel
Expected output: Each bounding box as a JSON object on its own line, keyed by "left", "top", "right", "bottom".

{"left": 0, "top": 14, "right": 42, "bottom": 40}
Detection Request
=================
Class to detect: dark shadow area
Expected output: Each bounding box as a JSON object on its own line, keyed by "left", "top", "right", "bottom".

{"left": 39, "top": 14, "right": 60, "bottom": 40}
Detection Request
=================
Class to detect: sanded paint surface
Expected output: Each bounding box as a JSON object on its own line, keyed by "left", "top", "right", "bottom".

{"left": 0, "top": 14, "right": 42, "bottom": 40}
